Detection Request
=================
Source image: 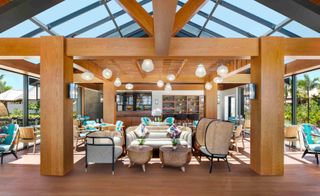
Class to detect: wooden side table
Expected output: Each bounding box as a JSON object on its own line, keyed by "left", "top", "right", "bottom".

{"left": 159, "top": 145, "right": 192, "bottom": 172}
{"left": 127, "top": 145, "right": 153, "bottom": 172}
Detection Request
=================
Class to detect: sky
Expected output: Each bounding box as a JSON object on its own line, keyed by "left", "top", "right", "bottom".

{"left": 0, "top": 69, "right": 24, "bottom": 90}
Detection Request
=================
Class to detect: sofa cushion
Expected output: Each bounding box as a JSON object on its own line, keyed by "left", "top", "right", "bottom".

{"left": 167, "top": 125, "right": 181, "bottom": 138}
{"left": 130, "top": 138, "right": 190, "bottom": 149}
{"left": 134, "top": 124, "right": 149, "bottom": 138}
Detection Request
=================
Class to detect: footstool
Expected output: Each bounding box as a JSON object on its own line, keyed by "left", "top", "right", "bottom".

{"left": 159, "top": 145, "right": 192, "bottom": 172}
{"left": 127, "top": 145, "right": 153, "bottom": 172}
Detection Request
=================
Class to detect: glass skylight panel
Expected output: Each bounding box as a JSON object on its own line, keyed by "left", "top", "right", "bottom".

{"left": 32, "top": 31, "right": 50, "bottom": 37}
{"left": 200, "top": 31, "right": 214, "bottom": 38}
{"left": 199, "top": 1, "right": 215, "bottom": 14}
{"left": 107, "top": 0, "right": 123, "bottom": 14}
{"left": 206, "top": 21, "right": 245, "bottom": 38}
{"left": 121, "top": 23, "right": 140, "bottom": 36}
{"left": 142, "top": 1, "right": 153, "bottom": 14}
{"left": 115, "top": 13, "right": 133, "bottom": 26}
{"left": 223, "top": 0, "right": 287, "bottom": 25}
{"left": 52, "top": 6, "right": 108, "bottom": 36}
{"left": 214, "top": 6, "right": 270, "bottom": 37}
{"left": 106, "top": 31, "right": 121, "bottom": 38}
{"left": 182, "top": 24, "right": 200, "bottom": 36}
{"left": 190, "top": 14, "right": 206, "bottom": 26}
{"left": 76, "top": 21, "right": 115, "bottom": 38}
{"left": 270, "top": 31, "right": 288, "bottom": 38}
{"left": 35, "top": 0, "right": 98, "bottom": 25}
{"left": 283, "top": 21, "right": 320, "bottom": 37}
{"left": 0, "top": 20, "right": 38, "bottom": 37}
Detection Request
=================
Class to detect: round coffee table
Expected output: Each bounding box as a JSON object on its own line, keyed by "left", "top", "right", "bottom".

{"left": 159, "top": 145, "right": 192, "bottom": 172}
{"left": 127, "top": 145, "right": 153, "bottom": 172}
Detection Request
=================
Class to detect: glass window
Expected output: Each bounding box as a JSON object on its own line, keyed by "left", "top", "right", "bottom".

{"left": 296, "top": 69, "right": 320, "bottom": 125}
{"left": 206, "top": 21, "right": 245, "bottom": 38}
{"left": 142, "top": 1, "right": 153, "bottom": 14}
{"left": 199, "top": 1, "right": 215, "bottom": 14}
{"left": 28, "top": 77, "right": 40, "bottom": 126}
{"left": 0, "top": 20, "right": 38, "bottom": 38}
{"left": 52, "top": 6, "right": 108, "bottom": 36}
{"left": 108, "top": 0, "right": 123, "bottom": 14}
{"left": 283, "top": 21, "right": 320, "bottom": 38}
{"left": 284, "top": 77, "right": 292, "bottom": 126}
{"left": 0, "top": 69, "right": 24, "bottom": 126}
{"left": 76, "top": 21, "right": 115, "bottom": 38}
{"left": 115, "top": 13, "right": 133, "bottom": 26}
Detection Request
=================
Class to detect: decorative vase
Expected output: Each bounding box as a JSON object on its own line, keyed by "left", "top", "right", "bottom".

{"left": 172, "top": 145, "right": 177, "bottom": 150}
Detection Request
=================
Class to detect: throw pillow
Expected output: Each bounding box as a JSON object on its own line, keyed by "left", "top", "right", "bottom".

{"left": 167, "top": 124, "right": 181, "bottom": 138}
{"left": 134, "top": 124, "right": 149, "bottom": 138}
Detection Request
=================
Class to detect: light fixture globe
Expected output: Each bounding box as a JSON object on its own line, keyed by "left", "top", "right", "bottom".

{"left": 217, "top": 64, "right": 228, "bottom": 76}
{"left": 213, "top": 76, "right": 223, "bottom": 83}
{"left": 125, "top": 83, "right": 134, "bottom": 90}
{"left": 205, "top": 82, "right": 213, "bottom": 90}
{"left": 195, "top": 64, "right": 207, "bottom": 78}
{"left": 114, "top": 77, "right": 122, "bottom": 87}
{"left": 141, "top": 59, "right": 154, "bottom": 72}
{"left": 157, "top": 80, "right": 164, "bottom": 88}
{"left": 102, "top": 68, "right": 112, "bottom": 79}
{"left": 167, "top": 74, "right": 176, "bottom": 81}
{"left": 81, "top": 71, "right": 94, "bottom": 81}
{"left": 164, "top": 83, "right": 172, "bottom": 91}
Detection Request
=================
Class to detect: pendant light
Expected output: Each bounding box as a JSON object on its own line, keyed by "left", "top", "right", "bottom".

{"left": 164, "top": 83, "right": 172, "bottom": 91}
{"left": 195, "top": 64, "right": 207, "bottom": 78}
{"left": 102, "top": 68, "right": 112, "bottom": 79}
{"left": 213, "top": 76, "right": 223, "bottom": 83}
{"left": 167, "top": 74, "right": 176, "bottom": 81}
{"left": 125, "top": 83, "right": 134, "bottom": 90}
{"left": 205, "top": 82, "right": 213, "bottom": 90}
{"left": 157, "top": 80, "right": 164, "bottom": 88}
{"left": 141, "top": 59, "right": 154, "bottom": 72}
{"left": 114, "top": 77, "right": 122, "bottom": 87}
{"left": 217, "top": 64, "right": 228, "bottom": 76}
{"left": 81, "top": 71, "right": 94, "bottom": 81}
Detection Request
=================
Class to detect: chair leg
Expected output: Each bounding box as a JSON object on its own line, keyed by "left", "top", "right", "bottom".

{"left": 302, "top": 149, "right": 308, "bottom": 158}
{"left": 315, "top": 153, "right": 319, "bottom": 165}
{"left": 0, "top": 153, "right": 3, "bottom": 164}
{"left": 225, "top": 157, "right": 231, "bottom": 172}
{"left": 242, "top": 138, "right": 245, "bottom": 150}
{"left": 209, "top": 157, "right": 213, "bottom": 173}
{"left": 11, "top": 150, "right": 18, "bottom": 159}
{"left": 235, "top": 140, "right": 239, "bottom": 153}
{"left": 33, "top": 140, "right": 36, "bottom": 154}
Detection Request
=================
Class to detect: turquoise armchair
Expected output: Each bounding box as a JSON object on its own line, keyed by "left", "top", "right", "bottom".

{"left": 301, "top": 124, "right": 320, "bottom": 165}
{"left": 115, "top": 120, "right": 124, "bottom": 132}
{"left": 141, "top": 117, "right": 151, "bottom": 126}
{"left": 0, "top": 124, "right": 19, "bottom": 164}
{"left": 164, "top": 117, "right": 175, "bottom": 126}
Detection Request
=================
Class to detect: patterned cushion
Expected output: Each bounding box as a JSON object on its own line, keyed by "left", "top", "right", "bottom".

{"left": 302, "top": 124, "right": 320, "bottom": 144}
{"left": 134, "top": 124, "right": 149, "bottom": 138}
{"left": 309, "top": 144, "right": 320, "bottom": 152}
{"left": 0, "top": 144, "right": 10, "bottom": 152}
{"left": 167, "top": 124, "right": 181, "bottom": 138}
{"left": 141, "top": 117, "right": 151, "bottom": 126}
{"left": 164, "top": 117, "right": 174, "bottom": 125}
{"left": 115, "top": 121, "right": 123, "bottom": 132}
{"left": 3, "top": 124, "right": 16, "bottom": 145}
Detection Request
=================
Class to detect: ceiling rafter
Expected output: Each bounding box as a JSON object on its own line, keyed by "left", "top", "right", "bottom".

{"left": 197, "top": 0, "right": 221, "bottom": 37}
{"left": 135, "top": 60, "right": 146, "bottom": 78}
{"left": 175, "top": 59, "right": 188, "bottom": 79}
{"left": 263, "top": 18, "right": 293, "bottom": 36}
{"left": 153, "top": 0, "right": 178, "bottom": 55}
{"left": 101, "top": 0, "right": 123, "bottom": 37}
{"left": 29, "top": 17, "right": 58, "bottom": 36}
{"left": 116, "top": 0, "right": 154, "bottom": 36}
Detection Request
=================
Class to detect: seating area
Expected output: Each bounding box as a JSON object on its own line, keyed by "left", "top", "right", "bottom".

{"left": 1, "top": 0, "right": 320, "bottom": 195}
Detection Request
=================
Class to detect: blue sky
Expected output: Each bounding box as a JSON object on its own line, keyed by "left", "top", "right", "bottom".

{"left": 0, "top": 70, "right": 23, "bottom": 90}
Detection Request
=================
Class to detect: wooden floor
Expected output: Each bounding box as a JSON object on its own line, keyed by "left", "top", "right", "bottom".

{"left": 1, "top": 142, "right": 320, "bottom": 196}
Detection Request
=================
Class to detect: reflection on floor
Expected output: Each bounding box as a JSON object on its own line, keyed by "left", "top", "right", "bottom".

{"left": 1, "top": 139, "right": 320, "bottom": 195}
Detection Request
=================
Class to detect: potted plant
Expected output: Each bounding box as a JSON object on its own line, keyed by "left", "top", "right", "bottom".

{"left": 138, "top": 136, "right": 145, "bottom": 147}
{"left": 172, "top": 137, "right": 179, "bottom": 150}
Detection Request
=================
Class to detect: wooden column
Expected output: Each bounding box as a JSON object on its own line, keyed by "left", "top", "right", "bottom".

{"left": 250, "top": 37, "right": 285, "bottom": 175}
{"left": 103, "top": 81, "right": 116, "bottom": 123}
{"left": 205, "top": 82, "right": 217, "bottom": 119}
{"left": 40, "top": 36, "right": 74, "bottom": 176}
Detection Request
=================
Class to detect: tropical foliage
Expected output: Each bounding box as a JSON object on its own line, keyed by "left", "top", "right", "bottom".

{"left": 0, "top": 74, "right": 12, "bottom": 93}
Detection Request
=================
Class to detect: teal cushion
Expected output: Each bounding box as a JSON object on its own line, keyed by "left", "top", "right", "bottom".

{"left": 302, "top": 124, "right": 320, "bottom": 145}
{"left": 0, "top": 144, "right": 10, "bottom": 152}
{"left": 141, "top": 117, "right": 151, "bottom": 126}
{"left": 3, "top": 124, "right": 16, "bottom": 145}
{"left": 84, "top": 120, "right": 96, "bottom": 126}
{"left": 164, "top": 117, "right": 174, "bottom": 125}
{"left": 115, "top": 121, "right": 123, "bottom": 132}
{"left": 79, "top": 133, "right": 88, "bottom": 138}
{"left": 309, "top": 144, "right": 320, "bottom": 152}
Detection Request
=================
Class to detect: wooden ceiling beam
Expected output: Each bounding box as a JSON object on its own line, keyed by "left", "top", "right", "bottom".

{"left": 175, "top": 59, "right": 187, "bottom": 79}
{"left": 172, "top": 0, "right": 208, "bottom": 35}
{"left": 153, "top": 0, "right": 178, "bottom": 55}
{"left": 285, "top": 38, "right": 320, "bottom": 56}
{"left": 0, "top": 38, "right": 40, "bottom": 56}
{"left": 73, "top": 60, "right": 106, "bottom": 81}
{"left": 117, "top": 83, "right": 204, "bottom": 91}
{"left": 135, "top": 60, "right": 146, "bottom": 78}
{"left": 116, "top": 0, "right": 154, "bottom": 36}
{"left": 0, "top": 59, "right": 39, "bottom": 75}
{"left": 285, "top": 59, "right": 320, "bottom": 76}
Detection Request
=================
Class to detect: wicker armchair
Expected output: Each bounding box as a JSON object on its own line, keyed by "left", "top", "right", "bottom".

{"left": 194, "top": 118, "right": 215, "bottom": 161}
{"left": 231, "top": 124, "right": 245, "bottom": 153}
{"left": 284, "top": 125, "right": 303, "bottom": 152}
{"left": 200, "top": 120, "right": 233, "bottom": 173}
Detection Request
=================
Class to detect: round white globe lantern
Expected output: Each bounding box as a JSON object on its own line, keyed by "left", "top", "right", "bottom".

{"left": 217, "top": 64, "right": 228, "bottom": 76}
{"left": 164, "top": 83, "right": 172, "bottom": 91}
{"left": 157, "top": 80, "right": 164, "bottom": 88}
{"left": 141, "top": 59, "right": 154, "bottom": 72}
{"left": 125, "top": 83, "right": 134, "bottom": 90}
{"left": 213, "top": 76, "right": 223, "bottom": 83}
{"left": 114, "top": 77, "right": 122, "bottom": 87}
{"left": 167, "top": 74, "right": 176, "bottom": 81}
{"left": 195, "top": 64, "right": 207, "bottom": 78}
{"left": 81, "top": 71, "right": 94, "bottom": 81}
{"left": 205, "top": 82, "right": 213, "bottom": 90}
{"left": 102, "top": 68, "right": 112, "bottom": 79}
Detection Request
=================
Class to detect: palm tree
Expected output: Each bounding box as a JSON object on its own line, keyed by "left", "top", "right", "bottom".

{"left": 297, "top": 74, "right": 320, "bottom": 123}
{"left": 0, "top": 74, "right": 12, "bottom": 93}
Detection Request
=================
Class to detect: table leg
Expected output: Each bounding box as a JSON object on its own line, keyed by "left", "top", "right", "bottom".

{"left": 181, "top": 166, "right": 185, "bottom": 172}
{"left": 142, "top": 164, "right": 146, "bottom": 172}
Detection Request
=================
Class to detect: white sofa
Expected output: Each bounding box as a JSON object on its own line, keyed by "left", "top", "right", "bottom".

{"left": 126, "top": 125, "right": 192, "bottom": 149}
